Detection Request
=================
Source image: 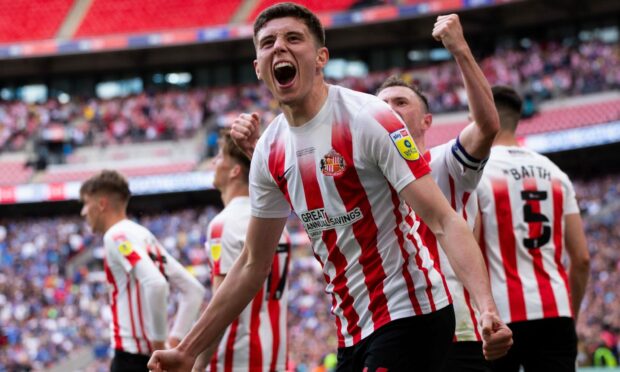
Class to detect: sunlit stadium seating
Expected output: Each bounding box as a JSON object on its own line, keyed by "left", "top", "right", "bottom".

{"left": 74, "top": 0, "right": 242, "bottom": 37}
{"left": 0, "top": 0, "right": 72, "bottom": 43}
{"left": 247, "top": 0, "right": 358, "bottom": 21}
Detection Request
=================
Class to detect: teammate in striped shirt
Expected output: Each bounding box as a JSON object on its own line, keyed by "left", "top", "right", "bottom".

{"left": 476, "top": 86, "right": 590, "bottom": 371}
{"left": 148, "top": 4, "right": 512, "bottom": 372}
{"left": 192, "top": 132, "right": 290, "bottom": 372}
{"left": 376, "top": 14, "right": 499, "bottom": 372}
{"left": 80, "top": 170, "right": 206, "bottom": 372}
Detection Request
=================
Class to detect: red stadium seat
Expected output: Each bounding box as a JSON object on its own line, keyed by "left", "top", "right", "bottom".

{"left": 247, "top": 0, "right": 358, "bottom": 22}
{"left": 0, "top": 0, "right": 73, "bottom": 43}
{"left": 426, "top": 98, "right": 620, "bottom": 147}
{"left": 0, "top": 161, "right": 33, "bottom": 185}
{"left": 39, "top": 161, "right": 197, "bottom": 183}
{"left": 75, "top": 0, "right": 241, "bottom": 37}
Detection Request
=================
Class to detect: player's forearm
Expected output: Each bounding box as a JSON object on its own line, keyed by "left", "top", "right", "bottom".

{"left": 169, "top": 282, "right": 206, "bottom": 339}
{"left": 192, "top": 334, "right": 224, "bottom": 372}
{"left": 437, "top": 212, "right": 497, "bottom": 314}
{"left": 177, "top": 248, "right": 271, "bottom": 358}
{"left": 453, "top": 46, "right": 499, "bottom": 141}
{"left": 568, "top": 262, "right": 589, "bottom": 320}
{"left": 141, "top": 276, "right": 170, "bottom": 342}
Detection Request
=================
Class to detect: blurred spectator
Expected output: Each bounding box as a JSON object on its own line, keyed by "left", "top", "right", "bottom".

{"left": 0, "top": 39, "right": 618, "bottom": 157}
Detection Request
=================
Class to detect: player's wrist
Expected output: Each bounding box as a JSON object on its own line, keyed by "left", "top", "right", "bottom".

{"left": 451, "top": 44, "right": 473, "bottom": 60}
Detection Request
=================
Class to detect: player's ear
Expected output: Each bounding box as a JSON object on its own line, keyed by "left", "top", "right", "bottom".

{"left": 316, "top": 47, "right": 329, "bottom": 69}
{"left": 96, "top": 195, "right": 107, "bottom": 211}
{"left": 254, "top": 60, "right": 261, "bottom": 80}
{"left": 230, "top": 164, "right": 242, "bottom": 179}
{"left": 423, "top": 113, "right": 433, "bottom": 130}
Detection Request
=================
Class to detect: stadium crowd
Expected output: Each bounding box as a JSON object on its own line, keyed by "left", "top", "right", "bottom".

{"left": 0, "top": 39, "right": 617, "bottom": 154}
{"left": 0, "top": 173, "right": 619, "bottom": 370}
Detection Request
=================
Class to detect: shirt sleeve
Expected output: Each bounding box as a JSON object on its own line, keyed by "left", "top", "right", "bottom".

{"left": 106, "top": 233, "right": 169, "bottom": 341}
{"left": 156, "top": 241, "right": 206, "bottom": 339}
{"left": 206, "top": 218, "right": 244, "bottom": 276}
{"left": 249, "top": 136, "right": 291, "bottom": 218}
{"left": 358, "top": 99, "right": 431, "bottom": 193}
{"left": 562, "top": 173, "right": 580, "bottom": 215}
{"left": 217, "top": 222, "right": 244, "bottom": 275}
{"left": 445, "top": 137, "right": 487, "bottom": 191}
{"left": 104, "top": 234, "right": 145, "bottom": 273}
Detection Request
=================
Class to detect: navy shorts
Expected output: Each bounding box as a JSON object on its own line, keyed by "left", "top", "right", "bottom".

{"left": 336, "top": 304, "right": 455, "bottom": 372}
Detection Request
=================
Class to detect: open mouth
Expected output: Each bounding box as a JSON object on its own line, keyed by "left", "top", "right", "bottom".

{"left": 273, "top": 61, "right": 297, "bottom": 87}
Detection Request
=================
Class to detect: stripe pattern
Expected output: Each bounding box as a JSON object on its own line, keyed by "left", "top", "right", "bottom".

{"left": 206, "top": 197, "right": 289, "bottom": 371}
{"left": 415, "top": 140, "right": 485, "bottom": 342}
{"left": 251, "top": 86, "right": 450, "bottom": 347}
{"left": 477, "top": 145, "right": 577, "bottom": 323}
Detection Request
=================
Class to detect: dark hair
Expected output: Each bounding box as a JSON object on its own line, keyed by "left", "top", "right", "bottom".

{"left": 492, "top": 85, "right": 523, "bottom": 115}
{"left": 491, "top": 85, "right": 523, "bottom": 131}
{"left": 80, "top": 170, "right": 131, "bottom": 203}
{"left": 376, "top": 75, "right": 430, "bottom": 113}
{"left": 220, "top": 130, "right": 251, "bottom": 181}
{"left": 253, "top": 2, "right": 325, "bottom": 47}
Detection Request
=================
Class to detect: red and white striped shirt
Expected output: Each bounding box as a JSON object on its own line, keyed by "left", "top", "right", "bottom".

{"left": 103, "top": 219, "right": 169, "bottom": 355}
{"left": 206, "top": 197, "right": 290, "bottom": 372}
{"left": 250, "top": 85, "right": 451, "bottom": 347}
{"left": 416, "top": 137, "right": 485, "bottom": 342}
{"left": 477, "top": 145, "right": 579, "bottom": 324}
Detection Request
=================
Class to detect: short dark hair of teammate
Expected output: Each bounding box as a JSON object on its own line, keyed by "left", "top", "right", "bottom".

{"left": 219, "top": 130, "right": 251, "bottom": 182}
{"left": 253, "top": 2, "right": 326, "bottom": 47}
{"left": 79, "top": 170, "right": 131, "bottom": 206}
{"left": 491, "top": 85, "right": 523, "bottom": 132}
{"left": 376, "top": 75, "right": 430, "bottom": 114}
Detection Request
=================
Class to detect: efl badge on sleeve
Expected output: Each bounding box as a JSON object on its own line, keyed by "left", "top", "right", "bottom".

{"left": 320, "top": 149, "right": 346, "bottom": 176}
{"left": 211, "top": 243, "right": 222, "bottom": 262}
{"left": 118, "top": 240, "right": 141, "bottom": 267}
{"left": 390, "top": 128, "right": 420, "bottom": 161}
{"left": 119, "top": 241, "right": 133, "bottom": 256}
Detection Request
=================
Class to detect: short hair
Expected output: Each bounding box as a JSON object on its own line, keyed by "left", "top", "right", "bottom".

{"left": 80, "top": 170, "right": 131, "bottom": 203}
{"left": 219, "top": 130, "right": 251, "bottom": 182}
{"left": 376, "top": 75, "right": 430, "bottom": 113}
{"left": 253, "top": 2, "right": 325, "bottom": 47}
{"left": 492, "top": 85, "right": 523, "bottom": 131}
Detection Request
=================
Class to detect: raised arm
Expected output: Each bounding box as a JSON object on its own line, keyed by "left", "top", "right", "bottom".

{"left": 147, "top": 216, "right": 288, "bottom": 372}
{"left": 400, "top": 175, "right": 512, "bottom": 360}
{"left": 564, "top": 213, "right": 590, "bottom": 321}
{"left": 433, "top": 14, "right": 499, "bottom": 159}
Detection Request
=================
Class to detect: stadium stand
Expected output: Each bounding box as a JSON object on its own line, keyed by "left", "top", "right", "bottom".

{"left": 0, "top": 0, "right": 73, "bottom": 43}
{"left": 1, "top": 175, "right": 619, "bottom": 370}
{"left": 0, "top": 160, "right": 32, "bottom": 186}
{"left": 247, "top": 0, "right": 358, "bottom": 21}
{"left": 425, "top": 94, "right": 620, "bottom": 148}
{"left": 74, "top": 0, "right": 242, "bottom": 37}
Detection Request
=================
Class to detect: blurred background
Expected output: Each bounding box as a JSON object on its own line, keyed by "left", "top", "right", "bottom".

{"left": 0, "top": 0, "right": 618, "bottom": 371}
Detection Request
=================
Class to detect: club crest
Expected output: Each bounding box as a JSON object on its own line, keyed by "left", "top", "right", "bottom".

{"left": 320, "top": 149, "right": 346, "bottom": 176}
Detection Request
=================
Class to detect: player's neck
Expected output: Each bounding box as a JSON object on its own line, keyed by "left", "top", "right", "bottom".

{"left": 221, "top": 183, "right": 249, "bottom": 206}
{"left": 493, "top": 130, "right": 519, "bottom": 147}
{"left": 415, "top": 136, "right": 426, "bottom": 155}
{"left": 102, "top": 212, "right": 127, "bottom": 234}
{"left": 281, "top": 81, "right": 329, "bottom": 127}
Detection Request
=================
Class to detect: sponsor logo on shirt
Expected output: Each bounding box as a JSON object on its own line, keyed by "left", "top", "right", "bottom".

{"left": 390, "top": 128, "right": 420, "bottom": 161}
{"left": 300, "top": 207, "right": 363, "bottom": 238}
{"left": 320, "top": 149, "right": 346, "bottom": 176}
